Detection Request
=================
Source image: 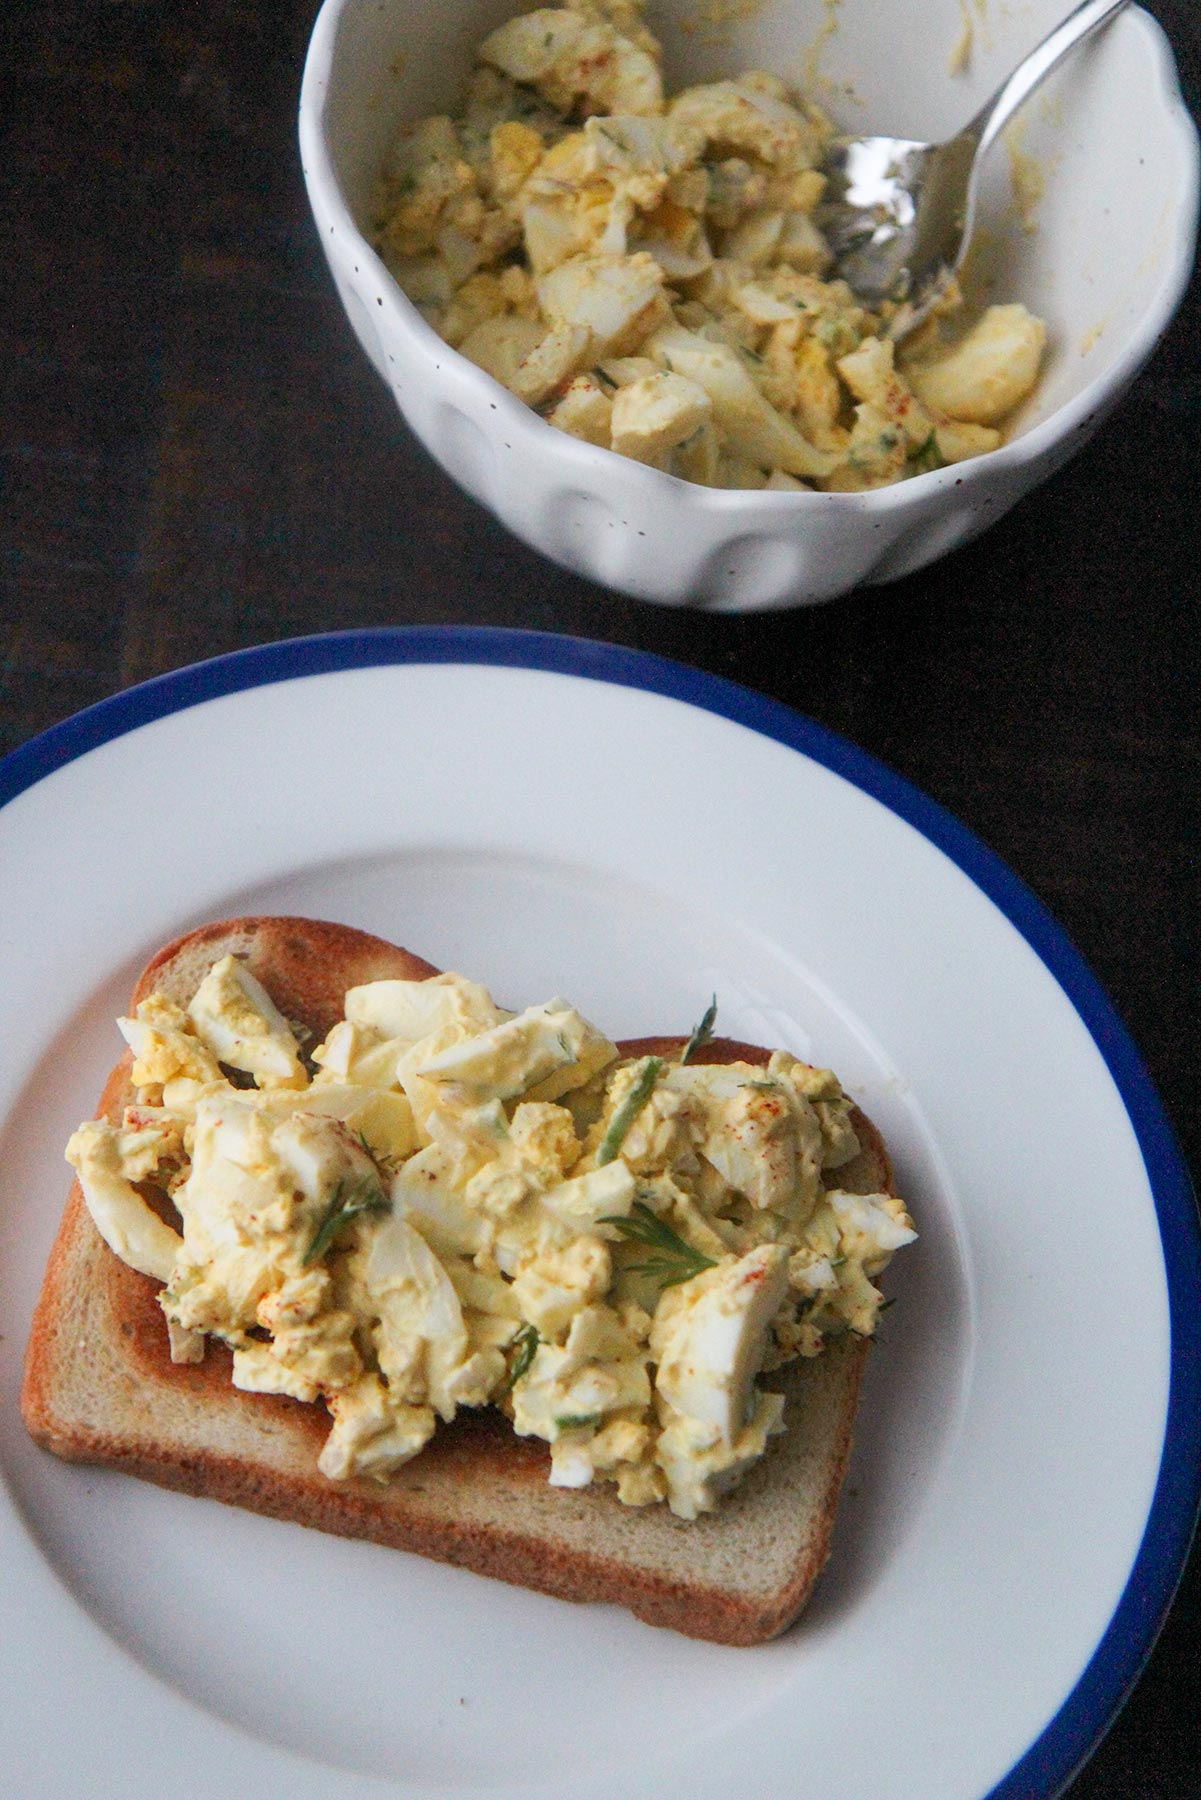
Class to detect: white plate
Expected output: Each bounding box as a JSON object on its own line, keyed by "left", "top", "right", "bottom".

{"left": 2, "top": 628, "right": 1197, "bottom": 1799}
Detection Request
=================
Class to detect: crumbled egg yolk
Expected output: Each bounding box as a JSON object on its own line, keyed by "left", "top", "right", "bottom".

{"left": 67, "top": 955, "right": 915, "bottom": 1519}
{"left": 373, "top": 0, "right": 1045, "bottom": 491}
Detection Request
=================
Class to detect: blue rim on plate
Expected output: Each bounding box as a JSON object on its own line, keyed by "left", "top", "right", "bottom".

{"left": 3, "top": 624, "right": 1198, "bottom": 1799}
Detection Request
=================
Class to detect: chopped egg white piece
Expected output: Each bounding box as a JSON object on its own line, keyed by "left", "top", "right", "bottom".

{"left": 652, "top": 1244, "right": 789, "bottom": 1443}
{"left": 610, "top": 371, "right": 712, "bottom": 465}
{"left": 66, "top": 1119, "right": 183, "bottom": 1282}
{"left": 418, "top": 999, "right": 608, "bottom": 1099}
{"left": 187, "top": 954, "right": 306, "bottom": 1088}
{"left": 479, "top": 7, "right": 663, "bottom": 117}
{"left": 905, "top": 304, "right": 1047, "bottom": 425}
{"left": 344, "top": 971, "right": 505, "bottom": 1042}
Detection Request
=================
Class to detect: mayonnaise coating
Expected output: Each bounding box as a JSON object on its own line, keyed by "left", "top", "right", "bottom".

{"left": 68, "top": 959, "right": 915, "bottom": 1517}
{"left": 373, "top": 0, "right": 1045, "bottom": 491}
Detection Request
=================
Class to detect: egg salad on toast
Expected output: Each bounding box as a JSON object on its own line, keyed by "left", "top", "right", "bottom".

{"left": 23, "top": 916, "right": 913, "bottom": 1642}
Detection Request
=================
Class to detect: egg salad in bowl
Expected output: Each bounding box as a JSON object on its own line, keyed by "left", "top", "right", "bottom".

{"left": 66, "top": 955, "right": 914, "bottom": 1519}
{"left": 372, "top": 0, "right": 1045, "bottom": 492}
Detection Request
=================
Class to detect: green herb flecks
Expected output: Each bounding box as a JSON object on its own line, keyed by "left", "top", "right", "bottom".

{"left": 599, "top": 1200, "right": 717, "bottom": 1290}
{"left": 681, "top": 996, "right": 717, "bottom": 1065}
{"left": 907, "top": 430, "right": 945, "bottom": 475}
{"left": 596, "top": 1057, "right": 661, "bottom": 1166}
{"left": 353, "top": 1130, "right": 399, "bottom": 1177}
{"left": 501, "top": 1323, "right": 540, "bottom": 1393}
{"left": 303, "top": 1176, "right": 389, "bottom": 1266}
{"left": 814, "top": 316, "right": 858, "bottom": 355}
{"left": 847, "top": 429, "right": 901, "bottom": 474}
{"left": 554, "top": 1412, "right": 602, "bottom": 1432}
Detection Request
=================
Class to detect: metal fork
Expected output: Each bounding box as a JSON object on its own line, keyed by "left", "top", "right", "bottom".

{"left": 819, "top": 0, "right": 1129, "bottom": 334}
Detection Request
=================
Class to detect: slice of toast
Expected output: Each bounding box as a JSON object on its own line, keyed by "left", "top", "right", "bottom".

{"left": 22, "top": 916, "right": 894, "bottom": 1645}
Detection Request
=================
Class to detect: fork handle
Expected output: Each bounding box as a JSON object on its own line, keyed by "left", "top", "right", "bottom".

{"left": 967, "top": 0, "right": 1130, "bottom": 160}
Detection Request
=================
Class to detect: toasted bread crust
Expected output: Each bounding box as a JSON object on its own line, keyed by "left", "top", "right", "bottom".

{"left": 22, "top": 918, "right": 891, "bottom": 1644}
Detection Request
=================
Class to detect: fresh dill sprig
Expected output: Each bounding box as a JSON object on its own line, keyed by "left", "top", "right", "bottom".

{"left": 554, "top": 1412, "right": 602, "bottom": 1432}
{"left": 596, "top": 1057, "right": 661, "bottom": 1166}
{"left": 599, "top": 1200, "right": 717, "bottom": 1290}
{"left": 353, "top": 1130, "right": 399, "bottom": 1176}
{"left": 501, "top": 1322, "right": 540, "bottom": 1393}
{"left": 681, "top": 996, "right": 717, "bottom": 1065}
{"left": 303, "top": 1176, "right": 389, "bottom": 1266}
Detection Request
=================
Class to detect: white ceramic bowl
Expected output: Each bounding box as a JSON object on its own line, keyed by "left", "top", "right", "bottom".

{"left": 300, "top": 0, "right": 1198, "bottom": 609}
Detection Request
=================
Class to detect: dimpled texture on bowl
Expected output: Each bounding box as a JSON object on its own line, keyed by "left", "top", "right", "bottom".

{"left": 300, "top": 0, "right": 1199, "bottom": 609}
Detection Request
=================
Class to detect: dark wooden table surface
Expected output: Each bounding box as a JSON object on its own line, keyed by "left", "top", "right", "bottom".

{"left": 5, "top": 1, "right": 1199, "bottom": 1792}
